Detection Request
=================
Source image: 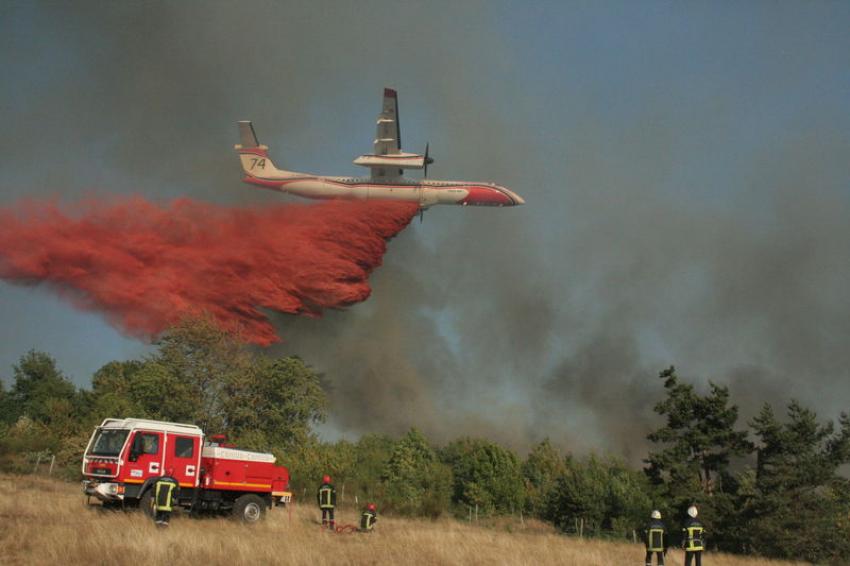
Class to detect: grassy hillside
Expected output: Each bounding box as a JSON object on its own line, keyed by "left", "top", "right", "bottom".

{"left": 0, "top": 474, "right": 809, "bottom": 566}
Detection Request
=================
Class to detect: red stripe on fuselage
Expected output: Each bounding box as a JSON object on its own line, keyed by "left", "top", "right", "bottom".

{"left": 238, "top": 148, "right": 269, "bottom": 157}
{"left": 460, "top": 186, "right": 515, "bottom": 206}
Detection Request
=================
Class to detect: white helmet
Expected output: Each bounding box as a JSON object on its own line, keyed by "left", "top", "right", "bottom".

{"left": 687, "top": 505, "right": 698, "bottom": 518}
{"left": 651, "top": 510, "right": 661, "bottom": 519}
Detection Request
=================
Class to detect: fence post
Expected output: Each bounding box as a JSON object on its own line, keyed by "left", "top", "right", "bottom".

{"left": 632, "top": 529, "right": 636, "bottom": 544}
{"left": 33, "top": 453, "right": 42, "bottom": 474}
{"left": 475, "top": 504, "right": 479, "bottom": 523}
{"left": 49, "top": 455, "right": 56, "bottom": 476}
{"left": 579, "top": 517, "right": 584, "bottom": 538}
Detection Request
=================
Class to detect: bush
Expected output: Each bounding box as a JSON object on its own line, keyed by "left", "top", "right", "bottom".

{"left": 441, "top": 437, "right": 525, "bottom": 516}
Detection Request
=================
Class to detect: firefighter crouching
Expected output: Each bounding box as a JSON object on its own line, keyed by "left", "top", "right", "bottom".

{"left": 682, "top": 505, "right": 705, "bottom": 566}
{"left": 360, "top": 502, "right": 378, "bottom": 533}
{"left": 153, "top": 470, "right": 180, "bottom": 527}
{"left": 644, "top": 509, "right": 667, "bottom": 565}
{"left": 317, "top": 474, "right": 337, "bottom": 530}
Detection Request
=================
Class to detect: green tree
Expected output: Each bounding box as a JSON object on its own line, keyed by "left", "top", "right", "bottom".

{"left": 744, "top": 402, "right": 850, "bottom": 563}
{"left": 90, "top": 317, "right": 327, "bottom": 449}
{"left": 645, "top": 366, "right": 751, "bottom": 541}
{"left": 86, "top": 360, "right": 150, "bottom": 423}
{"left": 224, "top": 356, "right": 326, "bottom": 451}
{"left": 9, "top": 350, "right": 79, "bottom": 426}
{"left": 382, "top": 428, "right": 452, "bottom": 517}
{"left": 523, "top": 439, "right": 566, "bottom": 517}
{"left": 441, "top": 437, "right": 525, "bottom": 516}
{"left": 0, "top": 380, "right": 13, "bottom": 425}
{"left": 605, "top": 458, "right": 654, "bottom": 533}
{"left": 150, "top": 316, "right": 253, "bottom": 432}
{"left": 125, "top": 361, "right": 196, "bottom": 423}
{"left": 348, "top": 434, "right": 395, "bottom": 503}
{"left": 0, "top": 382, "right": 8, "bottom": 456}
{"left": 548, "top": 455, "right": 609, "bottom": 532}
{"left": 547, "top": 455, "right": 651, "bottom": 535}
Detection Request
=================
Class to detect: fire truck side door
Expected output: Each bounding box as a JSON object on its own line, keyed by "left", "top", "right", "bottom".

{"left": 167, "top": 434, "right": 201, "bottom": 488}
{"left": 124, "top": 430, "right": 164, "bottom": 481}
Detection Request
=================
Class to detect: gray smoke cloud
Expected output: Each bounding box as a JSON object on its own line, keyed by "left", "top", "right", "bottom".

{"left": 2, "top": 2, "right": 849, "bottom": 461}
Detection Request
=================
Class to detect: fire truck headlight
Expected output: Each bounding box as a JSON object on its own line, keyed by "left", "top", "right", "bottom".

{"left": 107, "top": 484, "right": 118, "bottom": 495}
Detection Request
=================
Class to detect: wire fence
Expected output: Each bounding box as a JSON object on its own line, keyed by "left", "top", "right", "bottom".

{"left": 27, "top": 450, "right": 58, "bottom": 476}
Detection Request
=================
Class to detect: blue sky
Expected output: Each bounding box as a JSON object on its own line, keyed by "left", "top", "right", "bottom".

{"left": 1, "top": 1, "right": 848, "bottom": 455}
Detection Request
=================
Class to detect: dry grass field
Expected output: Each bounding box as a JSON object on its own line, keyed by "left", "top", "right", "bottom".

{"left": 0, "top": 474, "right": 810, "bottom": 566}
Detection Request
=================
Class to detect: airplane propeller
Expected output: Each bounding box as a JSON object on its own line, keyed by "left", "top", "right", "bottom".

{"left": 423, "top": 143, "right": 435, "bottom": 177}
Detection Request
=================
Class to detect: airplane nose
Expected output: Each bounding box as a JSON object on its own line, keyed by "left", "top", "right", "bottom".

{"left": 498, "top": 186, "right": 525, "bottom": 206}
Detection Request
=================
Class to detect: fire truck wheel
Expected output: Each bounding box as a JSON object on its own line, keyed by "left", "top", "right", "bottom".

{"left": 233, "top": 494, "right": 266, "bottom": 524}
{"left": 139, "top": 489, "right": 155, "bottom": 519}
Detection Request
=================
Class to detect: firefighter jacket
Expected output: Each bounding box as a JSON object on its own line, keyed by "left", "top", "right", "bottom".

{"left": 154, "top": 476, "right": 180, "bottom": 512}
{"left": 643, "top": 519, "right": 666, "bottom": 552}
{"left": 682, "top": 518, "right": 705, "bottom": 552}
{"left": 360, "top": 510, "right": 377, "bottom": 531}
{"left": 317, "top": 483, "right": 336, "bottom": 509}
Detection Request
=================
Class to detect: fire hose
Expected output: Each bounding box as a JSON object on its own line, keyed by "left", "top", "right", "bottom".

{"left": 319, "top": 523, "right": 360, "bottom": 534}
{"left": 335, "top": 524, "right": 360, "bottom": 534}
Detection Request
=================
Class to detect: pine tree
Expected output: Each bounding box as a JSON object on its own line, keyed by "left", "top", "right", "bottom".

{"left": 745, "top": 402, "right": 850, "bottom": 563}
{"left": 645, "top": 366, "right": 751, "bottom": 545}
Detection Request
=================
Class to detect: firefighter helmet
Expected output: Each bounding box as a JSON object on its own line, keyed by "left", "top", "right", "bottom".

{"left": 687, "top": 505, "right": 698, "bottom": 518}
{"left": 322, "top": 474, "right": 331, "bottom": 484}
{"left": 367, "top": 502, "right": 377, "bottom": 512}
{"left": 651, "top": 510, "right": 661, "bottom": 519}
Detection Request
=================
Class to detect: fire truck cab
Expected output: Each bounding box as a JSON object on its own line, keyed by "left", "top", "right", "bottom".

{"left": 82, "top": 418, "right": 291, "bottom": 523}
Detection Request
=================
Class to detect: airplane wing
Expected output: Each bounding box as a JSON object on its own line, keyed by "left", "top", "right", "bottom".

{"left": 374, "top": 88, "right": 401, "bottom": 156}
{"left": 353, "top": 90, "right": 428, "bottom": 173}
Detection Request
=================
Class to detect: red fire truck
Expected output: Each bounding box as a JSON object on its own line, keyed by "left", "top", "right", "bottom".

{"left": 82, "top": 418, "right": 291, "bottom": 523}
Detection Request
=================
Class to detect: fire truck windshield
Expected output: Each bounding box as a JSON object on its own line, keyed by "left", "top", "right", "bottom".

{"left": 89, "top": 429, "right": 130, "bottom": 457}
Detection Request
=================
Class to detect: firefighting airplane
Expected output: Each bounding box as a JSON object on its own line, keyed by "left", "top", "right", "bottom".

{"left": 235, "top": 88, "right": 524, "bottom": 212}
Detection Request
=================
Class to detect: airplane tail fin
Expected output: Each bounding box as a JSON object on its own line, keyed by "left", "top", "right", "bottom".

{"left": 238, "top": 121, "right": 261, "bottom": 148}
{"left": 234, "top": 121, "right": 295, "bottom": 179}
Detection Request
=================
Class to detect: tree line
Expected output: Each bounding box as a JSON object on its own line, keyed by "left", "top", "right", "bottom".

{"left": 1, "top": 318, "right": 848, "bottom": 564}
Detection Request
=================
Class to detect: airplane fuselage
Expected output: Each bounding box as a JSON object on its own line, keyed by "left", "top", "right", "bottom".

{"left": 239, "top": 149, "right": 524, "bottom": 208}
{"left": 244, "top": 174, "right": 523, "bottom": 208}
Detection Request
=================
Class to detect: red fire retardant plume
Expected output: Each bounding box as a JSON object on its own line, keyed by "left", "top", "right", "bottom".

{"left": 0, "top": 197, "right": 418, "bottom": 345}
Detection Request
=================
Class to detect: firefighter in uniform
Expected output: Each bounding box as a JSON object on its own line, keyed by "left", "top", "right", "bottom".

{"left": 317, "top": 474, "right": 337, "bottom": 530}
{"left": 360, "top": 502, "right": 378, "bottom": 533}
{"left": 643, "top": 509, "right": 667, "bottom": 565}
{"left": 682, "top": 505, "right": 705, "bottom": 566}
{"left": 152, "top": 470, "right": 180, "bottom": 527}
